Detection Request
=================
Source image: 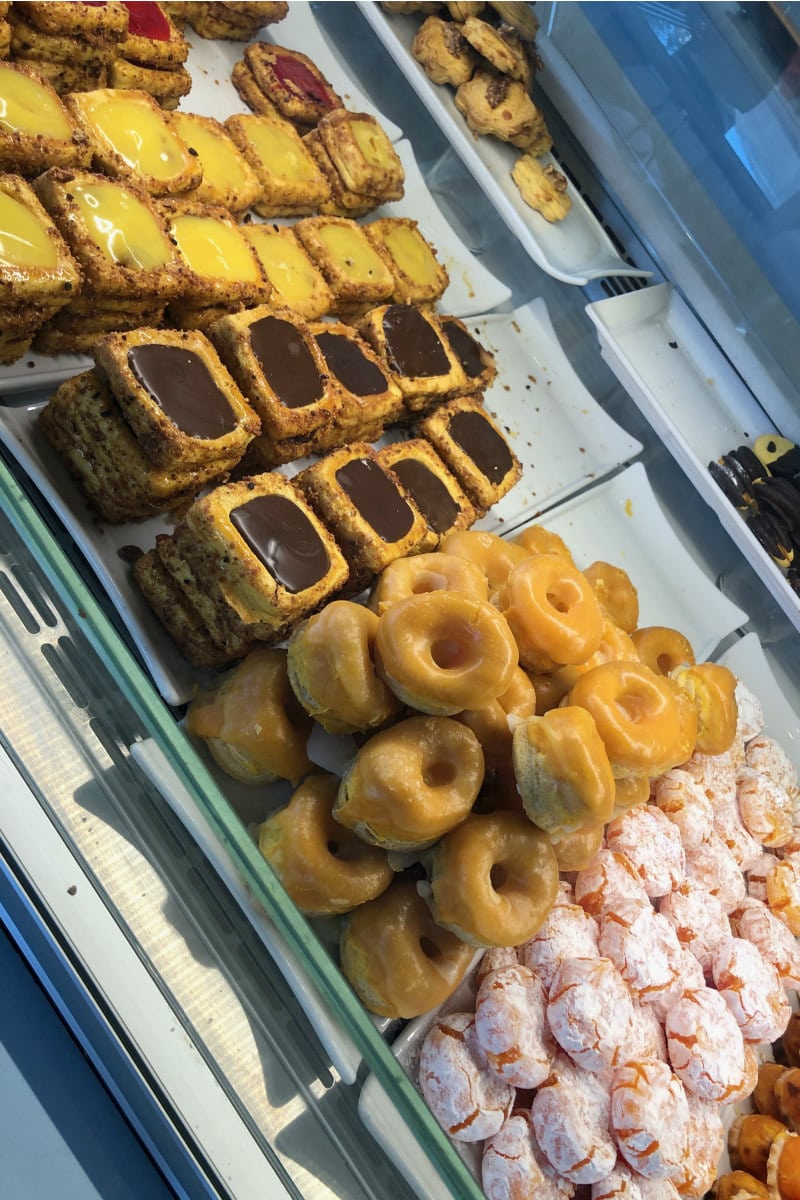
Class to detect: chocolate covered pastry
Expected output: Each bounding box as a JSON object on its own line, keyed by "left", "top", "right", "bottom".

{"left": 418, "top": 394, "right": 521, "bottom": 510}
{"left": 378, "top": 438, "right": 479, "bottom": 548}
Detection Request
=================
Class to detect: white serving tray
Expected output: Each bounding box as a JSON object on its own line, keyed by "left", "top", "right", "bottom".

{"left": 537, "top": 461, "right": 748, "bottom": 662}
{"left": 0, "top": 297, "right": 637, "bottom": 707}
{"left": 585, "top": 283, "right": 800, "bottom": 640}
{"left": 359, "top": 3, "right": 651, "bottom": 286}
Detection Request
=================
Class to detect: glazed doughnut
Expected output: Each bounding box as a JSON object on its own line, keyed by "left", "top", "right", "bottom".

{"left": 482, "top": 1109, "right": 574, "bottom": 1200}
{"left": 512, "top": 524, "right": 575, "bottom": 563}
{"left": 583, "top": 560, "right": 640, "bottom": 634}
{"left": 737, "top": 767, "right": 793, "bottom": 848}
{"left": 597, "top": 897, "right": 683, "bottom": 1005}
{"left": 767, "top": 1130, "right": 800, "bottom": 1200}
{"left": 685, "top": 830, "right": 747, "bottom": 913}
{"left": 674, "top": 1093, "right": 726, "bottom": 1199}
{"left": 572, "top": 619, "right": 641, "bottom": 679}
{"left": 418, "top": 1010, "right": 514, "bottom": 1142}
{"left": 375, "top": 590, "right": 519, "bottom": 715}
{"left": 664, "top": 986, "right": 748, "bottom": 1103}
{"left": 474, "top": 962, "right": 555, "bottom": 1087}
{"left": 574, "top": 848, "right": 650, "bottom": 917}
{"left": 766, "top": 858, "right": 800, "bottom": 935}
{"left": 498, "top": 553, "right": 604, "bottom": 672}
{"left": 529, "top": 668, "right": 575, "bottom": 716}
{"left": 671, "top": 662, "right": 738, "bottom": 755}
{"left": 732, "top": 898, "right": 800, "bottom": 992}
{"left": 370, "top": 550, "right": 488, "bottom": 616}
{"left": 456, "top": 665, "right": 536, "bottom": 769}
{"left": 520, "top": 897, "right": 600, "bottom": 992}
{"left": 427, "top": 809, "right": 560, "bottom": 947}
{"left": 613, "top": 773, "right": 651, "bottom": 816}
{"left": 609, "top": 1058, "right": 690, "bottom": 1179}
{"left": 334, "top": 714, "right": 484, "bottom": 850}
{"left": 186, "top": 645, "right": 313, "bottom": 785}
{"left": 546, "top": 956, "right": 634, "bottom": 1074}
{"left": 257, "top": 774, "right": 393, "bottom": 916}
{"left": 632, "top": 626, "right": 695, "bottom": 676}
{"left": 286, "top": 601, "right": 402, "bottom": 735}
{"left": 653, "top": 767, "right": 715, "bottom": 850}
{"left": 658, "top": 877, "right": 732, "bottom": 973}
{"left": 550, "top": 822, "right": 604, "bottom": 872}
{"left": 339, "top": 878, "right": 475, "bottom": 1019}
{"left": 605, "top": 805, "right": 686, "bottom": 899}
{"left": 530, "top": 1052, "right": 617, "bottom": 1183}
{"left": 511, "top": 706, "right": 616, "bottom": 839}
{"left": 440, "top": 528, "right": 529, "bottom": 596}
{"left": 569, "top": 661, "right": 687, "bottom": 779}
{"left": 710, "top": 935, "right": 791, "bottom": 1044}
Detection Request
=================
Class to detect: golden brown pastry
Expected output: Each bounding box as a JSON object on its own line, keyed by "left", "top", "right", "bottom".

{"left": 455, "top": 69, "right": 545, "bottom": 149}
{"left": 412, "top": 15, "right": 477, "bottom": 86}
{"left": 511, "top": 154, "right": 572, "bottom": 221}
{"left": 460, "top": 15, "right": 531, "bottom": 84}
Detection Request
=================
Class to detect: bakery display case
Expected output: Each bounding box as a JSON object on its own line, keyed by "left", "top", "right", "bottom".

{"left": 2, "top": 3, "right": 800, "bottom": 1198}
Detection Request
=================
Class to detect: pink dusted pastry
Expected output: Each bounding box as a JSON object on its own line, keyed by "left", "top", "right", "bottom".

{"left": 683, "top": 746, "right": 738, "bottom": 800}
{"left": 647, "top": 946, "right": 705, "bottom": 1026}
{"left": 622, "top": 1001, "right": 669, "bottom": 1064}
{"left": 684, "top": 831, "right": 747, "bottom": 913}
{"left": 652, "top": 767, "right": 714, "bottom": 850}
{"left": 482, "top": 1109, "right": 575, "bottom": 1200}
{"left": 474, "top": 963, "right": 555, "bottom": 1088}
{"left": 746, "top": 734, "right": 798, "bottom": 796}
{"left": 546, "top": 956, "right": 634, "bottom": 1075}
{"left": 609, "top": 1058, "right": 691, "bottom": 1179}
{"left": 737, "top": 767, "right": 793, "bottom": 848}
{"left": 672, "top": 1093, "right": 726, "bottom": 1199}
{"left": 748, "top": 852, "right": 780, "bottom": 903}
{"left": 658, "top": 876, "right": 732, "bottom": 973}
{"left": 574, "top": 848, "right": 650, "bottom": 917}
{"left": 531, "top": 1052, "right": 618, "bottom": 1184}
{"left": 475, "top": 945, "right": 519, "bottom": 988}
{"left": 597, "top": 897, "right": 683, "bottom": 1005}
{"left": 710, "top": 935, "right": 791, "bottom": 1044}
{"left": 519, "top": 899, "right": 599, "bottom": 993}
{"left": 418, "top": 1011, "right": 514, "bottom": 1142}
{"left": 726, "top": 1042, "right": 759, "bottom": 1106}
{"left": 732, "top": 897, "right": 800, "bottom": 991}
{"left": 766, "top": 857, "right": 800, "bottom": 934}
{"left": 592, "top": 1163, "right": 680, "bottom": 1200}
{"left": 734, "top": 678, "right": 765, "bottom": 743}
{"left": 664, "top": 986, "right": 748, "bottom": 1103}
{"left": 713, "top": 788, "right": 765, "bottom": 871}
{"left": 605, "top": 806, "right": 685, "bottom": 899}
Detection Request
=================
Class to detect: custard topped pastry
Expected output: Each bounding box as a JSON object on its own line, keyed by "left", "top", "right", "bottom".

{"left": 365, "top": 216, "right": 449, "bottom": 306}
{"left": 240, "top": 224, "right": 332, "bottom": 319}
{"left": 0, "top": 61, "right": 91, "bottom": 175}
{"left": 167, "top": 111, "right": 263, "bottom": 214}
{"left": 225, "top": 111, "right": 331, "bottom": 217}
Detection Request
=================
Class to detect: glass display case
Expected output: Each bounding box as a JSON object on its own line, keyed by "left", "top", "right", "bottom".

{"left": 2, "top": 4, "right": 800, "bottom": 1198}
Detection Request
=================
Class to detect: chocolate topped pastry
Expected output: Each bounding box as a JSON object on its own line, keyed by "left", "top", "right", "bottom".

{"left": 316, "top": 329, "right": 388, "bottom": 397}
{"left": 418, "top": 395, "right": 522, "bottom": 511}
{"left": 731, "top": 444, "right": 767, "bottom": 486}
{"left": 383, "top": 303, "right": 451, "bottom": 377}
{"left": 379, "top": 438, "right": 478, "bottom": 550}
{"left": 753, "top": 477, "right": 800, "bottom": 530}
{"left": 754, "top": 433, "right": 800, "bottom": 481}
{"left": 747, "top": 510, "right": 795, "bottom": 570}
{"left": 296, "top": 442, "right": 429, "bottom": 587}
{"left": 308, "top": 321, "right": 403, "bottom": 451}
{"left": 708, "top": 456, "right": 756, "bottom": 511}
{"left": 230, "top": 493, "right": 331, "bottom": 594}
{"left": 250, "top": 314, "right": 324, "bottom": 409}
{"left": 128, "top": 344, "right": 239, "bottom": 440}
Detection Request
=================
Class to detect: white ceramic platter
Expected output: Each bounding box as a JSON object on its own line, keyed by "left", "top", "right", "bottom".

{"left": 533, "top": 461, "right": 748, "bottom": 661}
{"left": 585, "top": 283, "right": 800, "bottom": 640}
{"left": 359, "top": 3, "right": 651, "bottom": 286}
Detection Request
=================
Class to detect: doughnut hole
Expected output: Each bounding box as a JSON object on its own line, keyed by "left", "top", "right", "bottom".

{"left": 257, "top": 774, "right": 393, "bottom": 916}
{"left": 456, "top": 666, "right": 536, "bottom": 769}
{"left": 370, "top": 551, "right": 489, "bottom": 615}
{"left": 569, "top": 660, "right": 685, "bottom": 778}
{"left": 583, "top": 560, "right": 640, "bottom": 634}
{"left": 440, "top": 528, "right": 529, "bottom": 595}
{"left": 287, "top": 600, "right": 402, "bottom": 734}
{"left": 339, "top": 878, "right": 476, "bottom": 1019}
{"left": 427, "top": 810, "right": 559, "bottom": 947}
{"left": 632, "top": 625, "right": 695, "bottom": 676}
{"left": 671, "top": 661, "right": 738, "bottom": 755}
{"left": 512, "top": 705, "right": 615, "bottom": 838}
{"left": 375, "top": 591, "right": 518, "bottom": 715}
{"left": 334, "top": 714, "right": 484, "bottom": 850}
{"left": 497, "top": 553, "right": 603, "bottom": 673}
{"left": 186, "top": 644, "right": 313, "bottom": 785}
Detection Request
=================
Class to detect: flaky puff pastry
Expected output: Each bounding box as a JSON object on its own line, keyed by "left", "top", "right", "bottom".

{"left": 455, "top": 70, "right": 544, "bottom": 149}
{"left": 412, "top": 16, "right": 477, "bottom": 87}
{"left": 314, "top": 109, "right": 404, "bottom": 200}
{"left": 512, "top": 154, "right": 572, "bottom": 222}
{"left": 461, "top": 15, "right": 532, "bottom": 85}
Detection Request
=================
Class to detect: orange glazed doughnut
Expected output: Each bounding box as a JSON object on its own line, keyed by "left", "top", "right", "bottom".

{"left": 287, "top": 600, "right": 402, "bottom": 735}
{"left": 186, "top": 645, "right": 312, "bottom": 785}
{"left": 370, "top": 550, "right": 489, "bottom": 615}
{"left": 339, "top": 878, "right": 475, "bottom": 1018}
{"left": 632, "top": 625, "right": 695, "bottom": 676}
{"left": 512, "top": 524, "right": 575, "bottom": 562}
{"left": 497, "top": 553, "right": 604, "bottom": 672}
{"left": 426, "top": 810, "right": 559, "bottom": 947}
{"left": 583, "top": 560, "right": 640, "bottom": 634}
{"left": 440, "top": 527, "right": 530, "bottom": 595}
{"left": 456, "top": 665, "right": 536, "bottom": 769}
{"left": 375, "top": 590, "right": 518, "bottom": 716}
{"left": 511, "top": 706, "right": 616, "bottom": 838}
{"left": 671, "top": 662, "right": 738, "bottom": 756}
{"left": 529, "top": 668, "right": 575, "bottom": 715}
{"left": 569, "top": 660, "right": 686, "bottom": 779}
{"left": 334, "top": 714, "right": 484, "bottom": 850}
{"left": 257, "top": 774, "right": 393, "bottom": 916}
{"left": 612, "top": 773, "right": 651, "bottom": 816}
{"left": 550, "top": 822, "right": 604, "bottom": 872}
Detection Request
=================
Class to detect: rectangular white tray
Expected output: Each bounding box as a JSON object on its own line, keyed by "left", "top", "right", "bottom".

{"left": 585, "top": 282, "right": 800, "bottom": 639}
{"left": 359, "top": 2, "right": 651, "bottom": 286}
